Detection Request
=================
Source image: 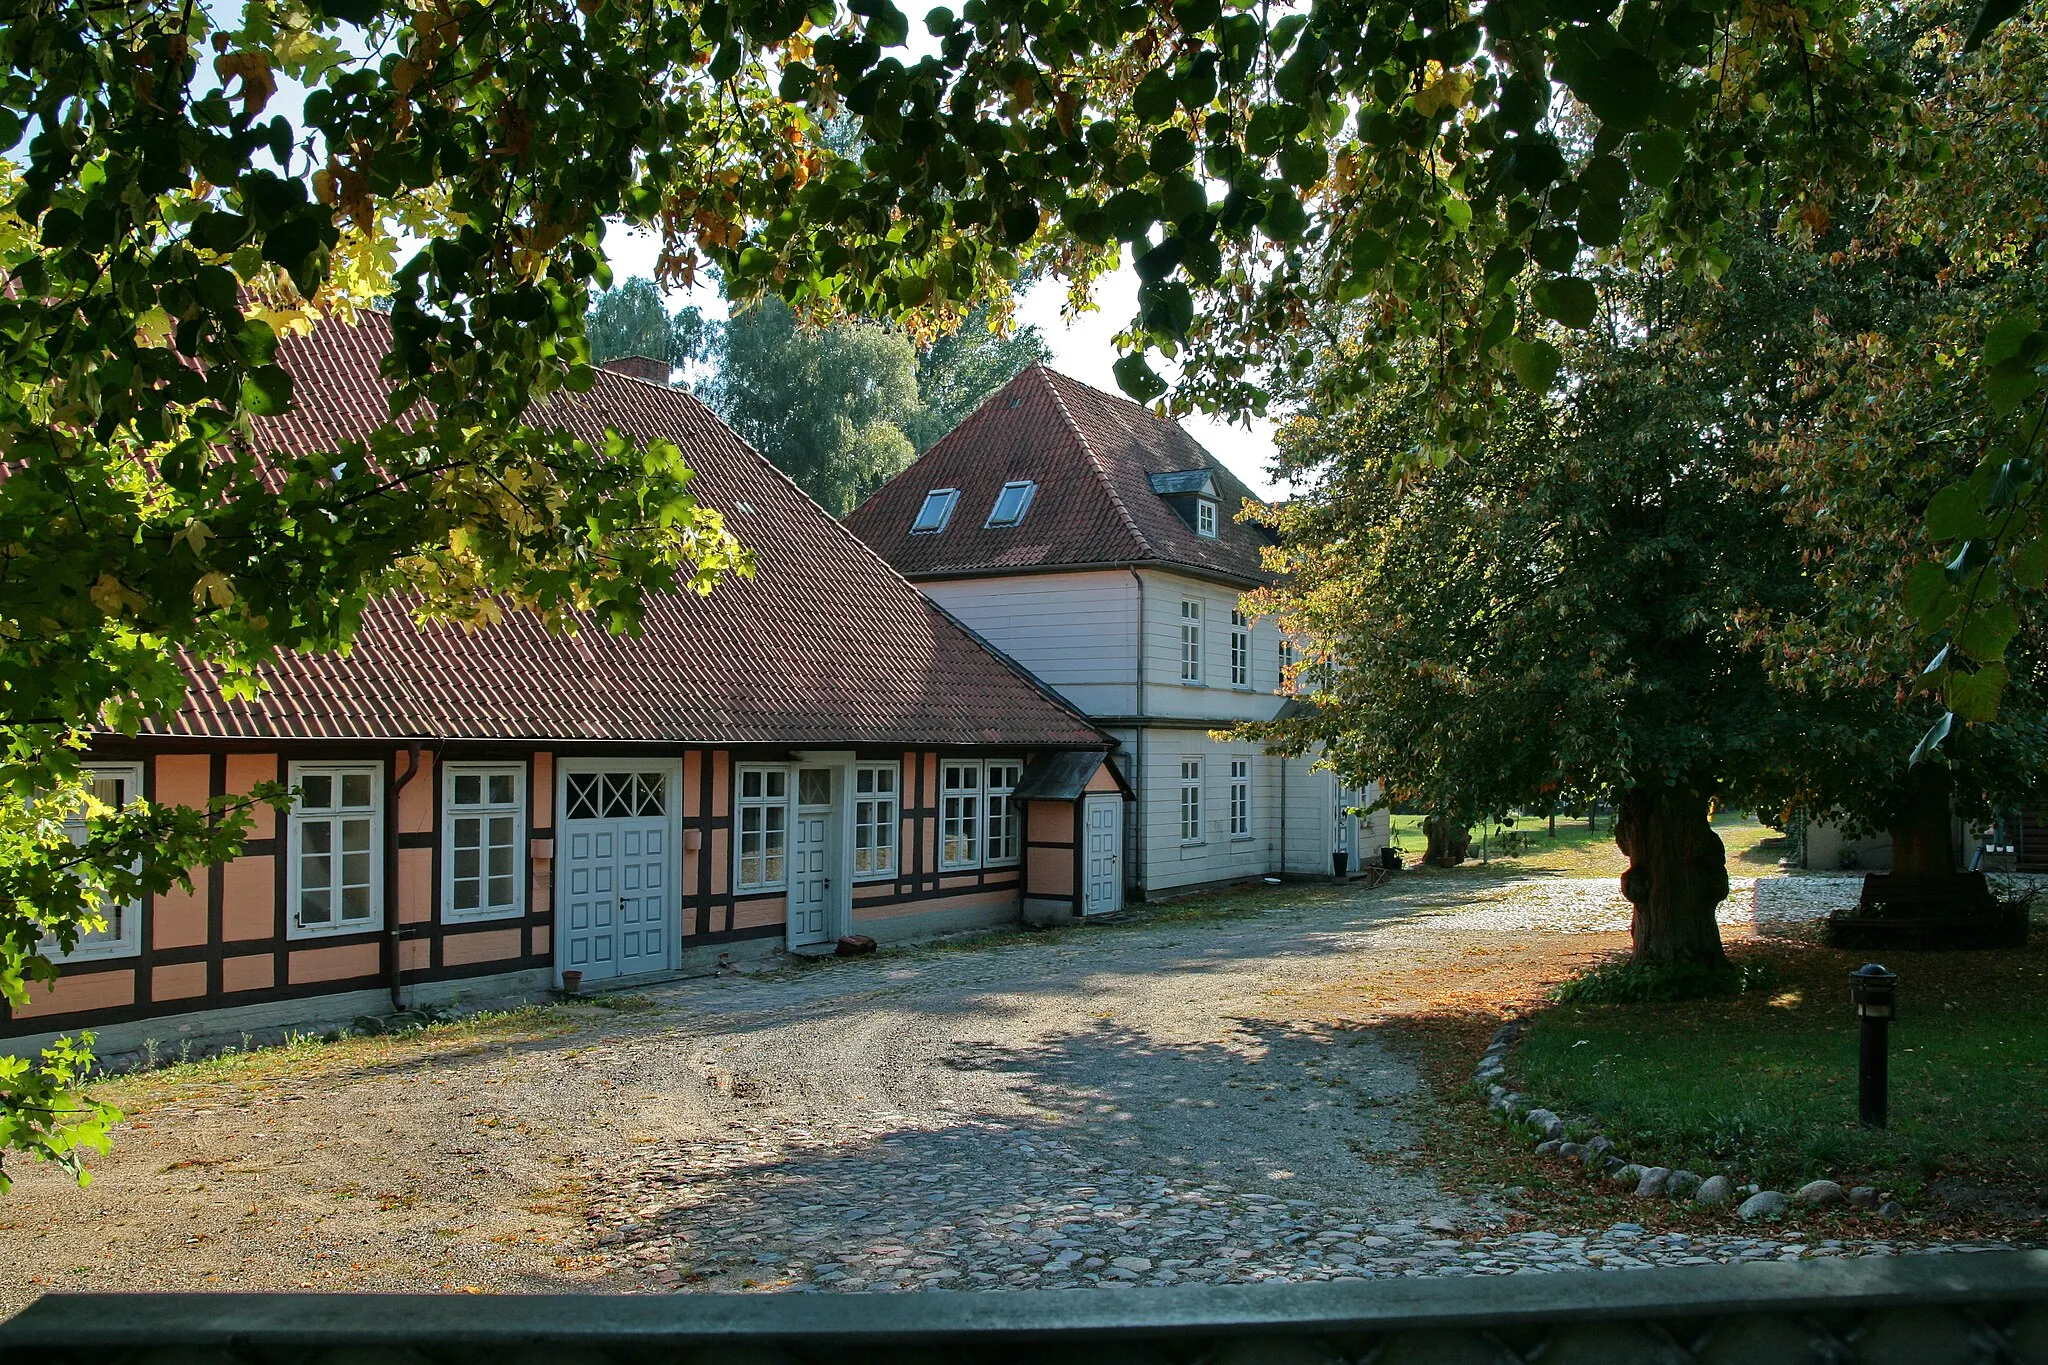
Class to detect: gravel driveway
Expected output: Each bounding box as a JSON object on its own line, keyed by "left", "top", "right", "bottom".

{"left": 0, "top": 871, "right": 2010, "bottom": 1309}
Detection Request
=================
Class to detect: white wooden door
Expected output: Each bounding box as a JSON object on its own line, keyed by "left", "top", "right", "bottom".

{"left": 788, "top": 768, "right": 833, "bottom": 946}
{"left": 1083, "top": 794, "right": 1123, "bottom": 915}
{"left": 560, "top": 770, "right": 672, "bottom": 980}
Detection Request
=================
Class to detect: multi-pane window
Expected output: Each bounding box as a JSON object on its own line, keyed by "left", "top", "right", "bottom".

{"left": 853, "top": 765, "right": 899, "bottom": 879}
{"left": 986, "top": 480, "right": 1038, "bottom": 527}
{"left": 984, "top": 762, "right": 1023, "bottom": 866}
{"left": 1197, "top": 498, "right": 1218, "bottom": 537}
{"left": 1180, "top": 599, "right": 1203, "bottom": 683}
{"left": 911, "top": 488, "right": 960, "bottom": 533}
{"left": 1278, "top": 638, "right": 1296, "bottom": 690}
{"left": 1230, "top": 610, "right": 1251, "bottom": 688}
{"left": 1229, "top": 759, "right": 1252, "bottom": 838}
{"left": 445, "top": 765, "right": 523, "bottom": 922}
{"left": 290, "top": 763, "right": 382, "bottom": 937}
{"left": 1179, "top": 760, "right": 1203, "bottom": 843}
{"left": 54, "top": 764, "right": 144, "bottom": 961}
{"left": 564, "top": 771, "right": 666, "bottom": 819}
{"left": 941, "top": 763, "right": 983, "bottom": 869}
{"left": 736, "top": 767, "right": 788, "bottom": 890}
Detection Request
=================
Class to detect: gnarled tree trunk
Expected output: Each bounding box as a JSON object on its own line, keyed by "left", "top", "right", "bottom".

{"left": 1422, "top": 814, "right": 1471, "bottom": 867}
{"left": 1615, "top": 782, "right": 1729, "bottom": 967}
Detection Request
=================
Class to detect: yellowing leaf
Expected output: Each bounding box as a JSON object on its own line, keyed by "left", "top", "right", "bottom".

{"left": 1413, "top": 71, "right": 1474, "bottom": 119}
{"left": 212, "top": 51, "right": 276, "bottom": 118}
{"left": 193, "top": 572, "right": 236, "bottom": 608}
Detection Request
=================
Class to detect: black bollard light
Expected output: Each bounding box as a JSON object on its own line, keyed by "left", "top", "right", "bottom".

{"left": 1849, "top": 963, "right": 1898, "bottom": 1128}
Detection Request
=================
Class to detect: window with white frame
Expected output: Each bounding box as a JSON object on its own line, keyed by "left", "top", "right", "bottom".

{"left": 853, "top": 764, "right": 899, "bottom": 879}
{"left": 1229, "top": 759, "right": 1252, "bottom": 838}
{"left": 911, "top": 488, "right": 960, "bottom": 533}
{"left": 1196, "top": 498, "right": 1218, "bottom": 537}
{"left": 1180, "top": 599, "right": 1203, "bottom": 683}
{"left": 984, "top": 761, "right": 1022, "bottom": 865}
{"left": 444, "top": 765, "right": 524, "bottom": 922}
{"left": 1179, "top": 760, "right": 1203, "bottom": 843}
{"left": 985, "top": 480, "right": 1037, "bottom": 528}
{"left": 52, "top": 764, "right": 145, "bottom": 961}
{"left": 736, "top": 767, "right": 789, "bottom": 891}
{"left": 1278, "top": 638, "right": 1296, "bottom": 690}
{"left": 289, "top": 762, "right": 382, "bottom": 937}
{"left": 941, "top": 762, "right": 983, "bottom": 869}
{"left": 1230, "top": 610, "right": 1251, "bottom": 688}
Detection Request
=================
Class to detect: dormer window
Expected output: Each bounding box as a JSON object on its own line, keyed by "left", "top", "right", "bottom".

{"left": 911, "top": 488, "right": 960, "bottom": 534}
{"left": 986, "top": 480, "right": 1037, "bottom": 528}
{"left": 1197, "top": 499, "right": 1218, "bottom": 538}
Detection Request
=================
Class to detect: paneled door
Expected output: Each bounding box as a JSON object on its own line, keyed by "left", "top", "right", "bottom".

{"left": 560, "top": 769, "right": 673, "bottom": 981}
{"left": 788, "top": 766, "right": 834, "bottom": 947}
{"left": 1083, "top": 794, "right": 1123, "bottom": 915}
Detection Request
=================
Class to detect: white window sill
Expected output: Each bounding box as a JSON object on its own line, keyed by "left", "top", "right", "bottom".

{"left": 287, "top": 920, "right": 383, "bottom": 942}
{"left": 1231, "top": 835, "right": 1257, "bottom": 843}
{"left": 443, "top": 907, "right": 524, "bottom": 925}
{"left": 1181, "top": 680, "right": 1207, "bottom": 688}
{"left": 735, "top": 885, "right": 787, "bottom": 896}
{"left": 853, "top": 870, "right": 897, "bottom": 884}
{"left": 1179, "top": 839, "right": 1206, "bottom": 847}
{"left": 984, "top": 859, "right": 1020, "bottom": 870}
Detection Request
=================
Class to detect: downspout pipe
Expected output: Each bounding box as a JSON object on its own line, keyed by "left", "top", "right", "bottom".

{"left": 388, "top": 739, "right": 424, "bottom": 1011}
{"left": 1128, "top": 567, "right": 1147, "bottom": 901}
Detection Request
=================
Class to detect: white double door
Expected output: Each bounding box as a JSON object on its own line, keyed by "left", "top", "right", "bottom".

{"left": 788, "top": 767, "right": 836, "bottom": 948}
{"left": 1083, "top": 793, "right": 1123, "bottom": 915}
{"left": 559, "top": 766, "right": 676, "bottom": 981}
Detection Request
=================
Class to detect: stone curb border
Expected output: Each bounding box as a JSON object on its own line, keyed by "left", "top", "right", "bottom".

{"left": 1471, "top": 1016, "right": 1907, "bottom": 1224}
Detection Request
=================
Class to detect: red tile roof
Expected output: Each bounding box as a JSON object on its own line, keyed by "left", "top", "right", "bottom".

{"left": 844, "top": 367, "right": 1274, "bottom": 586}
{"left": 152, "top": 315, "right": 1109, "bottom": 749}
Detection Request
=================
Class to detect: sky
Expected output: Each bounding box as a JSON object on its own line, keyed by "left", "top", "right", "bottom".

{"left": 600, "top": 225, "right": 1288, "bottom": 500}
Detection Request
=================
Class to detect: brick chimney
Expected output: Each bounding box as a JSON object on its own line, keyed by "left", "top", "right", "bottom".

{"left": 598, "top": 354, "right": 670, "bottom": 385}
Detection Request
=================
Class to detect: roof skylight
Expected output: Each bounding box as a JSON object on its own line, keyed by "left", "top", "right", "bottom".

{"left": 911, "top": 488, "right": 960, "bottom": 534}
{"left": 985, "top": 480, "right": 1038, "bottom": 528}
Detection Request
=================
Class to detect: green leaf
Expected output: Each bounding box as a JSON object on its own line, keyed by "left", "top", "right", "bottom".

{"left": 1149, "top": 127, "right": 1195, "bottom": 174}
{"left": 2010, "top": 535, "right": 2048, "bottom": 589}
{"left": 240, "top": 364, "right": 294, "bottom": 417}
{"left": 1948, "top": 662, "right": 2009, "bottom": 723}
{"left": 1133, "top": 70, "right": 1179, "bottom": 125}
{"left": 1530, "top": 226, "right": 1579, "bottom": 272}
{"left": 1569, "top": 50, "right": 1660, "bottom": 131}
{"left": 1924, "top": 483, "right": 1990, "bottom": 541}
{"left": 1909, "top": 712, "right": 1953, "bottom": 766}
{"left": 1985, "top": 358, "right": 2041, "bottom": 417}
{"left": 1511, "top": 340, "right": 1562, "bottom": 391}
{"left": 1112, "top": 353, "right": 1169, "bottom": 401}
{"left": 1982, "top": 308, "right": 2040, "bottom": 367}
{"left": 1903, "top": 560, "right": 1950, "bottom": 621}
{"left": 1577, "top": 197, "right": 1623, "bottom": 248}
{"left": 1532, "top": 277, "right": 1598, "bottom": 329}
{"left": 1966, "top": 0, "right": 2029, "bottom": 50}
{"left": 1957, "top": 601, "right": 2021, "bottom": 662}
{"left": 1627, "top": 129, "right": 1685, "bottom": 188}
{"left": 1260, "top": 189, "right": 1309, "bottom": 243}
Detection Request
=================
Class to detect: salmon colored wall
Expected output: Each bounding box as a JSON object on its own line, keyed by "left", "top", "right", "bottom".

{"left": 151, "top": 961, "right": 208, "bottom": 1002}
{"left": 14, "top": 969, "right": 136, "bottom": 1019}
{"left": 533, "top": 752, "right": 554, "bottom": 827}
{"left": 396, "top": 750, "right": 435, "bottom": 834}
{"left": 221, "top": 954, "right": 273, "bottom": 993}
{"left": 400, "top": 938, "right": 430, "bottom": 971}
{"left": 529, "top": 855, "right": 552, "bottom": 929}
{"left": 397, "top": 847, "right": 432, "bottom": 924}
{"left": 939, "top": 874, "right": 983, "bottom": 891}
{"left": 710, "top": 827, "right": 730, "bottom": 895}
{"left": 221, "top": 857, "right": 274, "bottom": 941}
{"left": 732, "top": 896, "right": 786, "bottom": 930}
{"left": 532, "top": 926, "right": 550, "bottom": 956}
{"left": 854, "top": 887, "right": 1017, "bottom": 922}
{"left": 683, "top": 752, "right": 702, "bottom": 816}
{"left": 442, "top": 927, "right": 521, "bottom": 966}
{"left": 154, "top": 754, "right": 210, "bottom": 810}
{"left": 921, "top": 817, "right": 938, "bottom": 870}
{"left": 1085, "top": 766, "right": 1122, "bottom": 794}
{"left": 1028, "top": 846, "right": 1074, "bottom": 896}
{"left": 922, "top": 753, "right": 939, "bottom": 802}
{"left": 1026, "top": 801, "right": 1069, "bottom": 842}
{"left": 153, "top": 873, "right": 209, "bottom": 949}
{"left": 225, "top": 753, "right": 278, "bottom": 839}
{"left": 288, "top": 942, "right": 379, "bottom": 985}
{"left": 712, "top": 751, "right": 730, "bottom": 818}
{"left": 853, "top": 883, "right": 892, "bottom": 902}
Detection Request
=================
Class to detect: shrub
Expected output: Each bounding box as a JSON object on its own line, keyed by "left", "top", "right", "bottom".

{"left": 1552, "top": 956, "right": 1777, "bottom": 1004}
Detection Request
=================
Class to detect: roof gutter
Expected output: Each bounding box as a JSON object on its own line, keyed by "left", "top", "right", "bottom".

{"left": 1129, "top": 567, "right": 1147, "bottom": 900}
{"left": 387, "top": 739, "right": 424, "bottom": 1012}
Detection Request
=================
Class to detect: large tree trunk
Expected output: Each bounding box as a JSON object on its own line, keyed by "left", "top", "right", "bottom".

{"left": 1615, "top": 783, "right": 1730, "bottom": 967}
{"left": 1422, "top": 814, "right": 1471, "bottom": 867}
{"left": 1886, "top": 763, "right": 1955, "bottom": 875}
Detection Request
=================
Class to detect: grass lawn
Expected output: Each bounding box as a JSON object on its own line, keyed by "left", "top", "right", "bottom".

{"left": 1513, "top": 933, "right": 2048, "bottom": 1207}
{"left": 1388, "top": 810, "right": 1788, "bottom": 879}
